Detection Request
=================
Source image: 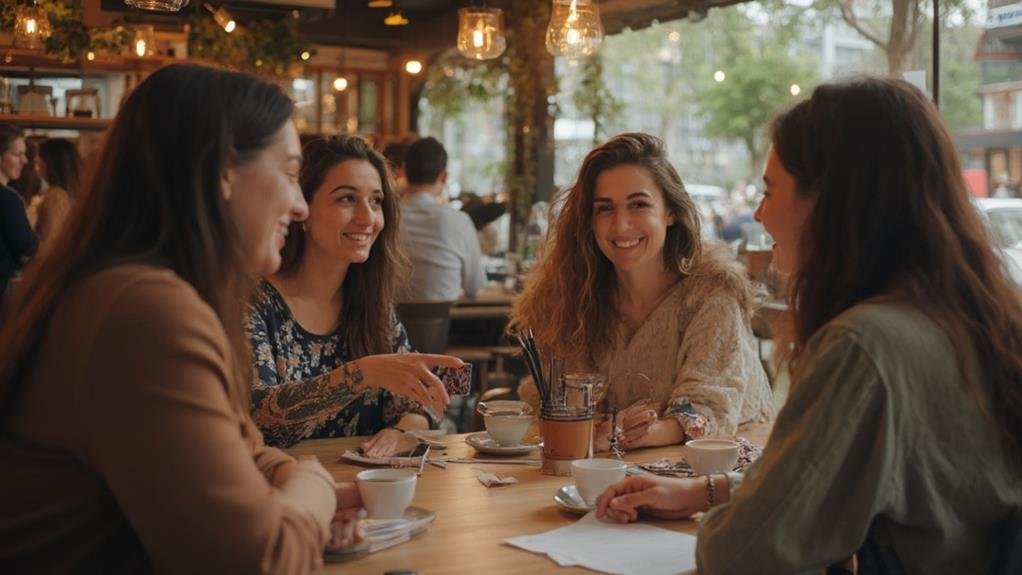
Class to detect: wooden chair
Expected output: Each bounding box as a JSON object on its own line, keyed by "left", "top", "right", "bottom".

{"left": 395, "top": 301, "right": 455, "bottom": 354}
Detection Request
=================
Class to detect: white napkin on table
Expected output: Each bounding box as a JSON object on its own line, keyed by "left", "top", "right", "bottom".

{"left": 504, "top": 511, "right": 697, "bottom": 575}
{"left": 476, "top": 471, "right": 518, "bottom": 487}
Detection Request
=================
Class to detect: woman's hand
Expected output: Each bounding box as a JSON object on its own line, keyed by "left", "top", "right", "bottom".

{"left": 359, "top": 428, "right": 420, "bottom": 458}
{"left": 615, "top": 405, "right": 658, "bottom": 449}
{"left": 327, "top": 482, "right": 365, "bottom": 551}
{"left": 348, "top": 353, "right": 463, "bottom": 414}
{"left": 595, "top": 475, "right": 707, "bottom": 523}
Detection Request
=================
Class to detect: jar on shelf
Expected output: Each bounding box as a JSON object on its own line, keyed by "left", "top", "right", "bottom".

{"left": 66, "top": 88, "right": 100, "bottom": 118}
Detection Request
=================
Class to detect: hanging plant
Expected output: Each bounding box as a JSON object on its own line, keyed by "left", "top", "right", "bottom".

{"left": 0, "top": 0, "right": 132, "bottom": 62}
{"left": 188, "top": 14, "right": 314, "bottom": 76}
{"left": 422, "top": 52, "right": 506, "bottom": 124}
{"left": 572, "top": 57, "right": 623, "bottom": 145}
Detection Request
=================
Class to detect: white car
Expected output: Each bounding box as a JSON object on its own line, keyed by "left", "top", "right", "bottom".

{"left": 685, "top": 183, "right": 727, "bottom": 241}
{"left": 975, "top": 197, "right": 1022, "bottom": 285}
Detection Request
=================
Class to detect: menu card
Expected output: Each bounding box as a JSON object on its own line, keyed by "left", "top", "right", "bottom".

{"left": 504, "top": 511, "right": 697, "bottom": 575}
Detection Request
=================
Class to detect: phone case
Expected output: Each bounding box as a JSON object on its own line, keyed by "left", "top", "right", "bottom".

{"left": 435, "top": 364, "right": 472, "bottom": 396}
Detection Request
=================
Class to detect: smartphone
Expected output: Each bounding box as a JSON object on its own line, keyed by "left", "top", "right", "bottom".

{"left": 433, "top": 364, "right": 473, "bottom": 396}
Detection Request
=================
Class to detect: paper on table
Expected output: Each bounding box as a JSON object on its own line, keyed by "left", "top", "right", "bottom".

{"left": 476, "top": 471, "right": 518, "bottom": 487}
{"left": 504, "top": 511, "right": 697, "bottom": 575}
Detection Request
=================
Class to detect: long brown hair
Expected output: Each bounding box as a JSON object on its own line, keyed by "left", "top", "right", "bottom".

{"left": 37, "top": 138, "right": 82, "bottom": 199}
{"left": 774, "top": 77, "right": 1022, "bottom": 464}
{"left": 278, "top": 136, "right": 407, "bottom": 357}
{"left": 512, "top": 132, "right": 753, "bottom": 367}
{"left": 0, "top": 63, "right": 294, "bottom": 426}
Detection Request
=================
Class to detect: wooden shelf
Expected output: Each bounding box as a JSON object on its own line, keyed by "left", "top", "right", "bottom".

{"left": 0, "top": 114, "right": 112, "bottom": 131}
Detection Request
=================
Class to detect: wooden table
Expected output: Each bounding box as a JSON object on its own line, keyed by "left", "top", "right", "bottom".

{"left": 451, "top": 282, "right": 514, "bottom": 320}
{"left": 288, "top": 423, "right": 772, "bottom": 574}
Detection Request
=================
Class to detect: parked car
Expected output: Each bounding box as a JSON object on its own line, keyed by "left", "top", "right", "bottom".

{"left": 975, "top": 197, "right": 1022, "bottom": 285}
{"left": 685, "top": 183, "right": 727, "bottom": 241}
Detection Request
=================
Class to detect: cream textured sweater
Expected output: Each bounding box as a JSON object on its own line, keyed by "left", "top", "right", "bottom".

{"left": 522, "top": 269, "right": 775, "bottom": 438}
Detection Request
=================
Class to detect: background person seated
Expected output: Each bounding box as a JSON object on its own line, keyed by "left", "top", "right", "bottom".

{"left": 397, "top": 137, "right": 485, "bottom": 302}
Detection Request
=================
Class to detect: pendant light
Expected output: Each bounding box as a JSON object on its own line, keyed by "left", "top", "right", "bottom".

{"left": 457, "top": 6, "right": 506, "bottom": 61}
{"left": 124, "top": 0, "right": 190, "bottom": 12}
{"left": 13, "top": 2, "right": 52, "bottom": 50}
{"left": 545, "top": 0, "right": 604, "bottom": 61}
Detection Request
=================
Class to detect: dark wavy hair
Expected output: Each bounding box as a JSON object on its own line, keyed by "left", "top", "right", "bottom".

{"left": 279, "top": 135, "right": 408, "bottom": 357}
{"left": 512, "top": 132, "right": 753, "bottom": 367}
{"left": 0, "top": 63, "right": 295, "bottom": 426}
{"left": 37, "top": 138, "right": 82, "bottom": 198}
{"left": 774, "top": 77, "right": 1022, "bottom": 465}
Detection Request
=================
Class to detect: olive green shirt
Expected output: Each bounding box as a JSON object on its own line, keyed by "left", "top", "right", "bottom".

{"left": 697, "top": 298, "right": 1021, "bottom": 574}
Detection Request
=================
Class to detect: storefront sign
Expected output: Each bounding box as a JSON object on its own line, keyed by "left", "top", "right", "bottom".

{"left": 989, "top": 2, "right": 1022, "bottom": 29}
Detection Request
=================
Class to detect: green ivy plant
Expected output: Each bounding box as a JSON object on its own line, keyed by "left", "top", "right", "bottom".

{"left": 188, "top": 13, "right": 313, "bottom": 76}
{"left": 0, "top": 0, "right": 132, "bottom": 62}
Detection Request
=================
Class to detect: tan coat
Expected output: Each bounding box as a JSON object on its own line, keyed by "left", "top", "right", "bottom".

{"left": 0, "top": 265, "right": 330, "bottom": 573}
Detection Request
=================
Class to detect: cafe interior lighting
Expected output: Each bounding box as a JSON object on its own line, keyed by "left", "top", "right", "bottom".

{"left": 457, "top": 7, "right": 507, "bottom": 61}
{"left": 86, "top": 51, "right": 96, "bottom": 61}
{"left": 545, "top": 0, "right": 603, "bottom": 61}
{"left": 134, "top": 25, "right": 156, "bottom": 57}
{"left": 333, "top": 77, "right": 349, "bottom": 91}
{"left": 384, "top": 10, "right": 409, "bottom": 26}
{"left": 13, "top": 2, "right": 51, "bottom": 51}
{"left": 405, "top": 60, "right": 423, "bottom": 74}
{"left": 300, "top": 51, "right": 310, "bottom": 61}
{"left": 367, "top": 0, "right": 392, "bottom": 6}
{"left": 790, "top": 84, "right": 802, "bottom": 96}
{"left": 124, "top": 0, "right": 189, "bottom": 12}
{"left": 714, "top": 70, "right": 725, "bottom": 83}
{"left": 205, "top": 3, "right": 237, "bottom": 33}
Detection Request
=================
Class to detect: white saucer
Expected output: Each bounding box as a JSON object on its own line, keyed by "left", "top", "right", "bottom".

{"left": 553, "top": 484, "right": 591, "bottom": 514}
{"left": 465, "top": 432, "right": 542, "bottom": 455}
{"left": 323, "top": 506, "right": 436, "bottom": 563}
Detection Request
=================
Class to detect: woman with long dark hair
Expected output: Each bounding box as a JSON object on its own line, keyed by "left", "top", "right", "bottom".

{"left": 0, "top": 124, "right": 36, "bottom": 300}
{"left": 596, "top": 78, "right": 1022, "bottom": 572}
{"left": 34, "top": 138, "right": 82, "bottom": 247}
{"left": 512, "top": 133, "right": 773, "bottom": 449}
{"left": 0, "top": 64, "right": 363, "bottom": 572}
{"left": 247, "top": 135, "right": 461, "bottom": 456}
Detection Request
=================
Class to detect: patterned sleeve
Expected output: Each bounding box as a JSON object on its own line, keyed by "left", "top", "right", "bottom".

{"left": 381, "top": 308, "right": 439, "bottom": 428}
{"left": 664, "top": 287, "right": 771, "bottom": 439}
{"left": 245, "top": 294, "right": 365, "bottom": 447}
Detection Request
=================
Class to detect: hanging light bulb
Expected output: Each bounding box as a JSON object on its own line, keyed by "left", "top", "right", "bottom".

{"left": 545, "top": 0, "right": 603, "bottom": 61}
{"left": 384, "top": 10, "right": 409, "bottom": 26}
{"left": 333, "top": 77, "right": 348, "bottom": 91}
{"left": 204, "top": 3, "right": 236, "bottom": 33}
{"left": 458, "top": 7, "right": 506, "bottom": 61}
{"left": 133, "top": 25, "right": 156, "bottom": 57}
{"left": 13, "top": 3, "right": 52, "bottom": 51}
{"left": 405, "top": 60, "right": 423, "bottom": 74}
{"left": 124, "top": 0, "right": 189, "bottom": 12}
{"left": 457, "top": 7, "right": 506, "bottom": 61}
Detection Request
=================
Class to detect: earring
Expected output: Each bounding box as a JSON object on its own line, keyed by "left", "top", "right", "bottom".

{"left": 300, "top": 222, "right": 307, "bottom": 232}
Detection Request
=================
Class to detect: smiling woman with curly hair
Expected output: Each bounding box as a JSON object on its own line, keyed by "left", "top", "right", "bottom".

{"left": 511, "top": 132, "right": 774, "bottom": 450}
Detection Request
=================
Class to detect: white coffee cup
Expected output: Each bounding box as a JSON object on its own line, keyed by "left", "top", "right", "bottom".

{"left": 684, "top": 438, "right": 739, "bottom": 475}
{"left": 571, "top": 458, "right": 627, "bottom": 506}
{"left": 483, "top": 412, "right": 533, "bottom": 446}
{"left": 355, "top": 468, "right": 417, "bottom": 519}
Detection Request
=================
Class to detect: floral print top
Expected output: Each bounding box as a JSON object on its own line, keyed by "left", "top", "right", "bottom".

{"left": 245, "top": 280, "right": 426, "bottom": 448}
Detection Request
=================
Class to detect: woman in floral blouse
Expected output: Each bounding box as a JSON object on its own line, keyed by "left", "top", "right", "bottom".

{"left": 247, "top": 135, "right": 462, "bottom": 455}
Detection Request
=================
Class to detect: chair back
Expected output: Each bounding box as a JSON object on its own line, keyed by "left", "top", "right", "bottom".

{"left": 991, "top": 510, "right": 1022, "bottom": 575}
{"left": 395, "top": 301, "right": 455, "bottom": 354}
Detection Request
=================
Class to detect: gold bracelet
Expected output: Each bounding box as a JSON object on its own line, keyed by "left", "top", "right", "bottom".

{"left": 705, "top": 474, "right": 716, "bottom": 510}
